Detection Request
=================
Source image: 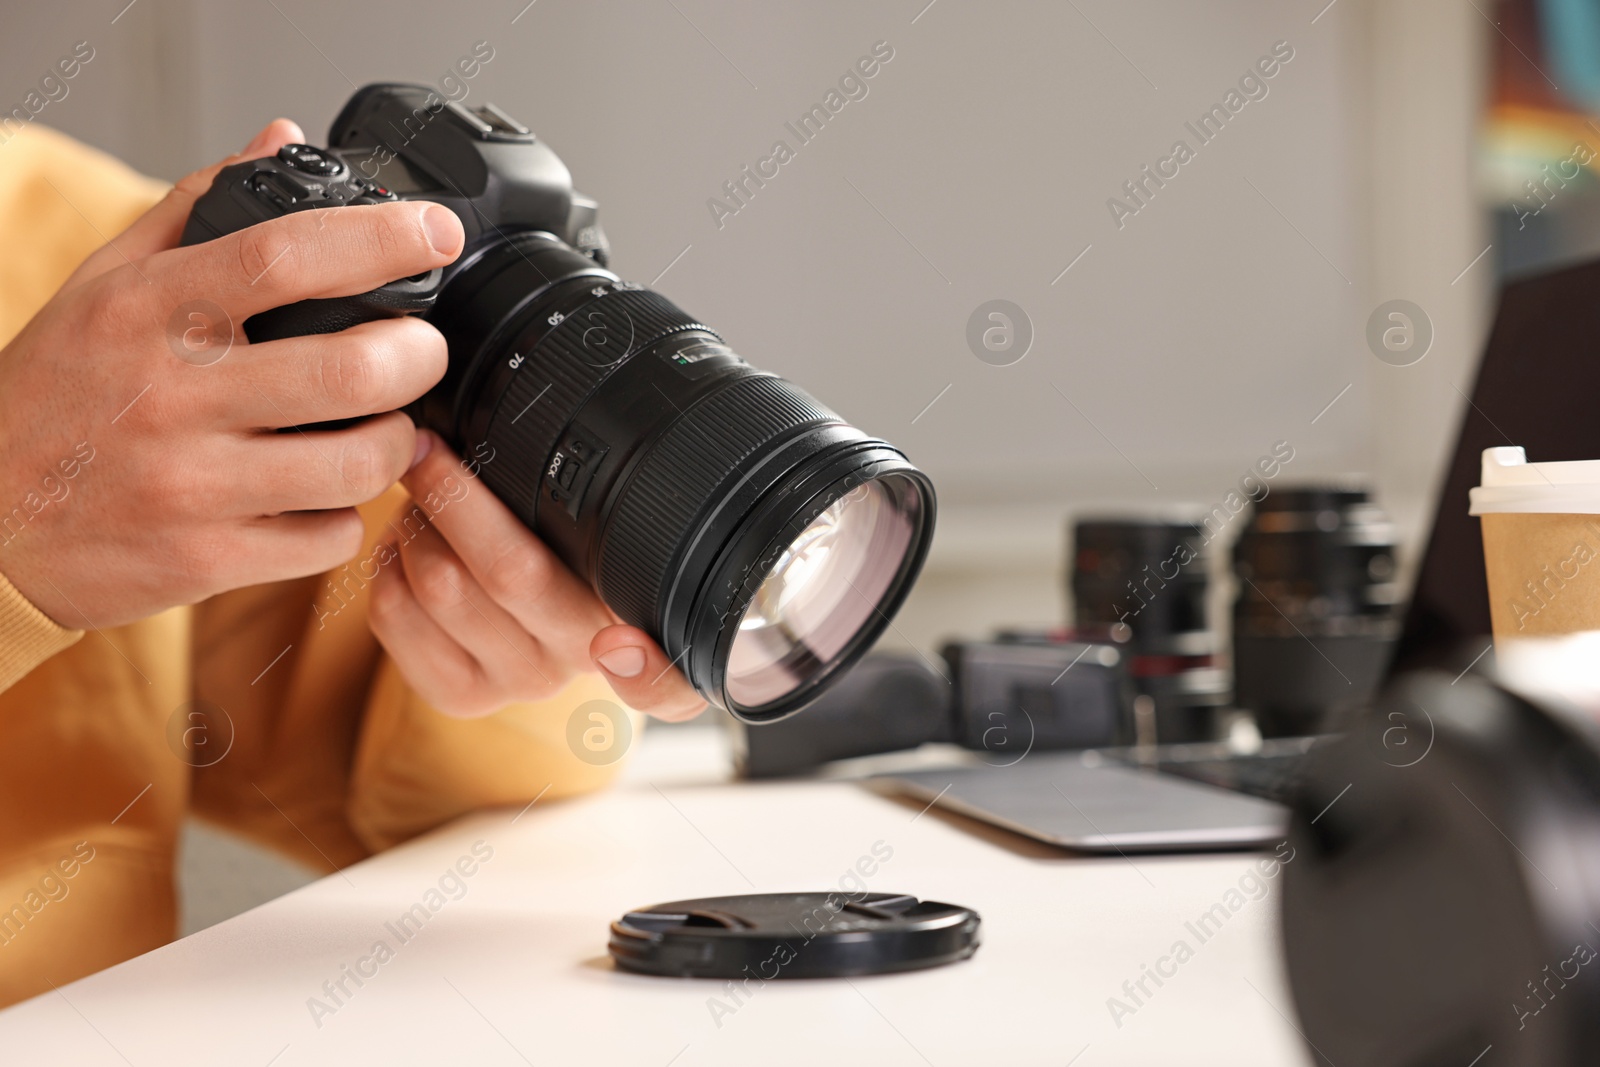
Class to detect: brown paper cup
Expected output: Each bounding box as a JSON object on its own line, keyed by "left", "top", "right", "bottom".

{"left": 1471, "top": 447, "right": 1600, "bottom": 642}
{"left": 1480, "top": 513, "right": 1600, "bottom": 639}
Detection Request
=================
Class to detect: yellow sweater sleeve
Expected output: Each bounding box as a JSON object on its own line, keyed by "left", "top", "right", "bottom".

{"left": 0, "top": 569, "right": 81, "bottom": 693}
{"left": 348, "top": 652, "right": 633, "bottom": 852}
{"left": 190, "top": 486, "right": 636, "bottom": 869}
{"left": 0, "top": 125, "right": 185, "bottom": 1008}
{"left": 0, "top": 124, "right": 164, "bottom": 694}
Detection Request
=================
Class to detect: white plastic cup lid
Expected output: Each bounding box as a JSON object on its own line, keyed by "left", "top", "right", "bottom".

{"left": 1469, "top": 446, "right": 1600, "bottom": 515}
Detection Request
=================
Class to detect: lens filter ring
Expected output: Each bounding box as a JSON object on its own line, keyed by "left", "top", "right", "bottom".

{"left": 677, "top": 443, "right": 935, "bottom": 722}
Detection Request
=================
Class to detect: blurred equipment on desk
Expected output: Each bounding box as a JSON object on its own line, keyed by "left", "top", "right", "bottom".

{"left": 732, "top": 638, "right": 1131, "bottom": 778}
{"left": 1231, "top": 486, "right": 1401, "bottom": 737}
{"left": 731, "top": 653, "right": 950, "bottom": 778}
{"left": 1280, "top": 639, "right": 1600, "bottom": 1067}
{"left": 879, "top": 747, "right": 1289, "bottom": 853}
{"left": 1070, "top": 518, "right": 1230, "bottom": 743}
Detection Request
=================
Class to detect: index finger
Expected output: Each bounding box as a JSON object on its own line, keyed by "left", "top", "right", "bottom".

{"left": 591, "top": 624, "right": 707, "bottom": 721}
{"left": 400, "top": 432, "right": 614, "bottom": 647}
{"left": 147, "top": 199, "right": 464, "bottom": 323}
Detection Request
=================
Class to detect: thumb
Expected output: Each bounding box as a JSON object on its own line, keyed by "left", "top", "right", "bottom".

{"left": 71, "top": 118, "right": 305, "bottom": 286}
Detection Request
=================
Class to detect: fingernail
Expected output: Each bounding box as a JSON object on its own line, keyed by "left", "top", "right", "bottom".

{"left": 409, "top": 429, "right": 434, "bottom": 472}
{"left": 421, "top": 205, "right": 461, "bottom": 255}
{"left": 597, "top": 646, "right": 646, "bottom": 679}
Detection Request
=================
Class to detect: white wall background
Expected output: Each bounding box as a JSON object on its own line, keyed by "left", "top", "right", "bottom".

{"left": 8, "top": 0, "right": 1493, "bottom": 641}
{"left": 3, "top": 0, "right": 1491, "bottom": 924}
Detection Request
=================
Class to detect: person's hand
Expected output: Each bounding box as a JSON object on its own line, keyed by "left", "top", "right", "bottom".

{"left": 367, "top": 431, "right": 706, "bottom": 722}
{"left": 0, "top": 120, "right": 466, "bottom": 629}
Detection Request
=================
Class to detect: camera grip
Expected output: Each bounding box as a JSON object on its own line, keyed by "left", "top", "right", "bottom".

{"left": 242, "top": 271, "right": 442, "bottom": 343}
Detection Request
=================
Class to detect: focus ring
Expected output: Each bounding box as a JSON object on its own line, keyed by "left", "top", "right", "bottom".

{"left": 598, "top": 375, "right": 840, "bottom": 627}
{"left": 484, "top": 288, "right": 715, "bottom": 515}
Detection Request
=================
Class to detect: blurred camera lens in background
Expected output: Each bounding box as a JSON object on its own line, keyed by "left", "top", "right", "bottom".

{"left": 1231, "top": 486, "right": 1400, "bottom": 737}
{"left": 1069, "top": 518, "right": 1229, "bottom": 744}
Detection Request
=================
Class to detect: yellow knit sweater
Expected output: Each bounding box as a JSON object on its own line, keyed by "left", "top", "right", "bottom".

{"left": 0, "top": 125, "right": 624, "bottom": 1008}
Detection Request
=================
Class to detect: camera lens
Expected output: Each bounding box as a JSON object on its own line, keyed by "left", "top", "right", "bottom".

{"left": 727, "top": 478, "right": 925, "bottom": 708}
{"left": 416, "top": 234, "right": 935, "bottom": 722}
{"left": 1069, "top": 517, "right": 1229, "bottom": 743}
{"left": 1231, "top": 485, "right": 1400, "bottom": 736}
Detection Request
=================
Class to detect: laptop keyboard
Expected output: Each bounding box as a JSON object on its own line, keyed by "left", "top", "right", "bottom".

{"left": 1104, "top": 737, "right": 1325, "bottom": 804}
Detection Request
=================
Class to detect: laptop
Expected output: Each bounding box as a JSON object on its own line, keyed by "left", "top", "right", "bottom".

{"left": 883, "top": 746, "right": 1299, "bottom": 854}
{"left": 879, "top": 258, "right": 1600, "bottom": 852}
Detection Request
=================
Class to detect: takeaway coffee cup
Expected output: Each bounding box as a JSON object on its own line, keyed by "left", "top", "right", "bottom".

{"left": 1470, "top": 446, "right": 1600, "bottom": 640}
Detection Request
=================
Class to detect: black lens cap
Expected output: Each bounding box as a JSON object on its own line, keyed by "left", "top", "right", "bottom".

{"left": 609, "top": 892, "right": 980, "bottom": 979}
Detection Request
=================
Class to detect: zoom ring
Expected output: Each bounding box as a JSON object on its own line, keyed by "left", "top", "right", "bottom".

{"left": 598, "top": 375, "right": 841, "bottom": 628}
{"left": 485, "top": 288, "right": 715, "bottom": 515}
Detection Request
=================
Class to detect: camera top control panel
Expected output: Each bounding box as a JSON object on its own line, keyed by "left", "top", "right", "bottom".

{"left": 179, "top": 142, "right": 442, "bottom": 341}
{"left": 182, "top": 143, "right": 400, "bottom": 243}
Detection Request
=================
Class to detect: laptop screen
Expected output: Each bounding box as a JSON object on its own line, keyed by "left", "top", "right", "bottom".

{"left": 1391, "top": 257, "right": 1600, "bottom": 673}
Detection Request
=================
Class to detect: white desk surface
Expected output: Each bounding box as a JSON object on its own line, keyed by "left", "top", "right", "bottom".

{"left": 0, "top": 726, "right": 1312, "bottom": 1066}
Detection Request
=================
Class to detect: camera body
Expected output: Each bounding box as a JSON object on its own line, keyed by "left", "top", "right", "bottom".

{"left": 733, "top": 638, "right": 1132, "bottom": 777}
{"left": 182, "top": 85, "right": 608, "bottom": 343}
{"left": 942, "top": 637, "right": 1132, "bottom": 753}
{"left": 181, "top": 84, "right": 937, "bottom": 721}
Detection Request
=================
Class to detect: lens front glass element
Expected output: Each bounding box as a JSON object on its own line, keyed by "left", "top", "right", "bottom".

{"left": 726, "top": 475, "right": 923, "bottom": 710}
